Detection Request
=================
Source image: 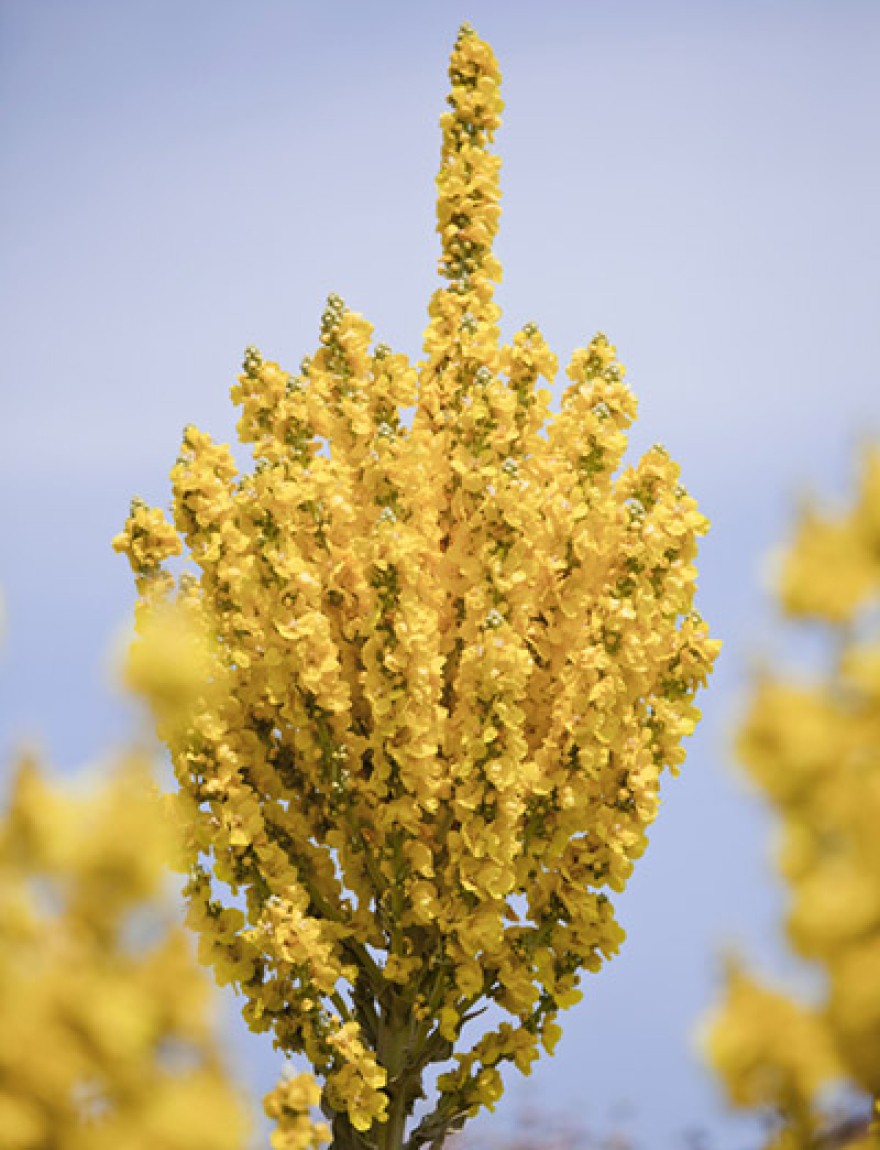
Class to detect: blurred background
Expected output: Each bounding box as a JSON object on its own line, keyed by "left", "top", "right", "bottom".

{"left": 2, "top": 1, "right": 879, "bottom": 1147}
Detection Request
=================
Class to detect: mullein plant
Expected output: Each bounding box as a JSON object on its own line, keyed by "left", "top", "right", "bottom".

{"left": 115, "top": 24, "right": 718, "bottom": 1150}
{"left": 704, "top": 450, "right": 880, "bottom": 1150}
{"left": 0, "top": 750, "right": 254, "bottom": 1150}
{"left": 0, "top": 600, "right": 322, "bottom": 1150}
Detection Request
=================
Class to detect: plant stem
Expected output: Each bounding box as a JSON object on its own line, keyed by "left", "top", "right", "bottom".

{"left": 374, "top": 994, "right": 417, "bottom": 1150}
{"left": 378, "top": 1083, "right": 409, "bottom": 1150}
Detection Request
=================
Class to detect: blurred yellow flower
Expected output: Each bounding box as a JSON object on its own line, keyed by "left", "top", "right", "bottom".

{"left": 704, "top": 446, "right": 880, "bottom": 1145}
{"left": 0, "top": 752, "right": 251, "bottom": 1150}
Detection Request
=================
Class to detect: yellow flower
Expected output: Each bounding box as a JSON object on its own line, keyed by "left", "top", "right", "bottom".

{"left": 0, "top": 753, "right": 250, "bottom": 1150}
{"left": 705, "top": 446, "right": 880, "bottom": 1135}
{"left": 703, "top": 966, "right": 841, "bottom": 1111}
{"left": 264, "top": 1071, "right": 329, "bottom": 1150}
{"left": 117, "top": 21, "right": 716, "bottom": 1148}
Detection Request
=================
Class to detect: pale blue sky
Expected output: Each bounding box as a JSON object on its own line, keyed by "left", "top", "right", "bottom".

{"left": 2, "top": 2, "right": 879, "bottom": 1147}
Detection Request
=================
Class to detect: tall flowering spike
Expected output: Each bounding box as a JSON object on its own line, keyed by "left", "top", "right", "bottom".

{"left": 116, "top": 26, "right": 718, "bottom": 1150}
{"left": 436, "top": 23, "right": 503, "bottom": 294}
{"left": 421, "top": 24, "right": 504, "bottom": 426}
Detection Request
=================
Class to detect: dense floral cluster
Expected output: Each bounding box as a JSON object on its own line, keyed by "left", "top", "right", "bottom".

{"left": 265, "top": 1070, "right": 331, "bottom": 1150}
{"left": 704, "top": 449, "right": 880, "bottom": 1149}
{"left": 115, "top": 24, "right": 717, "bottom": 1150}
{"left": 0, "top": 751, "right": 251, "bottom": 1150}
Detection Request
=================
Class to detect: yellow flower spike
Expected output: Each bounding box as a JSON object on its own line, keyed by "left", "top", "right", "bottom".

{"left": 704, "top": 965, "right": 842, "bottom": 1115}
{"left": 704, "top": 446, "right": 880, "bottom": 1140}
{"left": 0, "top": 753, "right": 251, "bottom": 1150}
{"left": 117, "top": 23, "right": 716, "bottom": 1150}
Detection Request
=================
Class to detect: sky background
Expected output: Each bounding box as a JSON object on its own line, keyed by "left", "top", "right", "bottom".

{"left": 2, "top": 1, "right": 879, "bottom": 1147}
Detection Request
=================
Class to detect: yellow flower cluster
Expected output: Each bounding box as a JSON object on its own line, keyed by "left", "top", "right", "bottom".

{"left": 265, "top": 1071, "right": 330, "bottom": 1150}
{"left": 115, "top": 23, "right": 717, "bottom": 1150}
{"left": 0, "top": 751, "right": 250, "bottom": 1150}
{"left": 704, "top": 448, "right": 880, "bottom": 1148}
{"left": 779, "top": 452, "right": 880, "bottom": 623}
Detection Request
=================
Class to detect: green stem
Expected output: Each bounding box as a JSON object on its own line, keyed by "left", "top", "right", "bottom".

{"left": 374, "top": 993, "right": 421, "bottom": 1150}
{"left": 378, "top": 1085, "right": 409, "bottom": 1150}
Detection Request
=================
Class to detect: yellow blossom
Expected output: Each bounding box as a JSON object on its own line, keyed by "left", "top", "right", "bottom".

{"left": 0, "top": 752, "right": 251, "bottom": 1150}
{"left": 117, "top": 23, "right": 717, "bottom": 1150}
{"left": 264, "top": 1071, "right": 330, "bottom": 1150}
{"left": 704, "top": 446, "right": 880, "bottom": 1141}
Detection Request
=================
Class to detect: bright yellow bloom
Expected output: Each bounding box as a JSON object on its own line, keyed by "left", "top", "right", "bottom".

{"left": 117, "top": 23, "right": 717, "bottom": 1150}
{"left": 0, "top": 752, "right": 251, "bottom": 1150}
{"left": 704, "top": 965, "right": 841, "bottom": 1111}
{"left": 704, "top": 446, "right": 880, "bottom": 1145}
{"left": 265, "top": 1071, "right": 331, "bottom": 1150}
